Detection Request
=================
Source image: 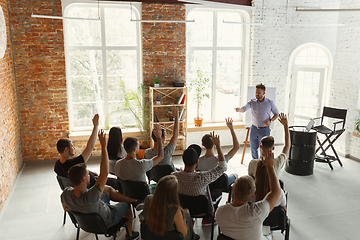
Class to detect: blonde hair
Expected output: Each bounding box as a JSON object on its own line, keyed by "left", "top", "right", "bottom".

{"left": 233, "top": 175, "right": 256, "bottom": 202}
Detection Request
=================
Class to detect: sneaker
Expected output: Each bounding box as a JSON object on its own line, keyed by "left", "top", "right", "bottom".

{"left": 201, "top": 218, "right": 216, "bottom": 226}
{"left": 131, "top": 200, "right": 144, "bottom": 211}
{"left": 125, "top": 231, "right": 139, "bottom": 240}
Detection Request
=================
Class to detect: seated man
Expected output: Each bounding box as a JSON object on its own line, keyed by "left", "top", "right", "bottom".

{"left": 144, "top": 107, "right": 179, "bottom": 171}
{"left": 54, "top": 114, "right": 99, "bottom": 187}
{"left": 216, "top": 150, "right": 281, "bottom": 240}
{"left": 197, "top": 117, "right": 240, "bottom": 185}
{"left": 61, "top": 130, "right": 140, "bottom": 240}
{"left": 248, "top": 113, "right": 290, "bottom": 178}
{"left": 114, "top": 124, "right": 163, "bottom": 185}
{"left": 172, "top": 132, "right": 227, "bottom": 225}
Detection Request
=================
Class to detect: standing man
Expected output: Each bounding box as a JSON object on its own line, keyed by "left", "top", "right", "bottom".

{"left": 235, "top": 83, "right": 279, "bottom": 160}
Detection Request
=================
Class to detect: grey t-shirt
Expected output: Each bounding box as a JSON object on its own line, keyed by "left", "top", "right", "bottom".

{"left": 144, "top": 142, "right": 176, "bottom": 170}
{"left": 114, "top": 158, "right": 154, "bottom": 182}
{"left": 61, "top": 185, "right": 112, "bottom": 227}
{"left": 196, "top": 154, "right": 230, "bottom": 171}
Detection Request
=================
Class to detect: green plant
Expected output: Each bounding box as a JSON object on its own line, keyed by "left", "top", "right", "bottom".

{"left": 189, "top": 68, "right": 210, "bottom": 118}
{"left": 355, "top": 114, "right": 360, "bottom": 134}
{"left": 154, "top": 78, "right": 160, "bottom": 84}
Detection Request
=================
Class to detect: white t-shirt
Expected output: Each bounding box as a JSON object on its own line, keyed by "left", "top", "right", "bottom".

{"left": 197, "top": 154, "right": 230, "bottom": 171}
{"left": 216, "top": 200, "right": 270, "bottom": 240}
{"left": 248, "top": 153, "right": 287, "bottom": 178}
{"left": 144, "top": 142, "right": 175, "bottom": 170}
{"left": 114, "top": 158, "right": 153, "bottom": 182}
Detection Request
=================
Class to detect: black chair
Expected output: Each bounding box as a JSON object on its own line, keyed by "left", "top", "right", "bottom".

{"left": 178, "top": 194, "right": 216, "bottom": 240}
{"left": 146, "top": 165, "right": 174, "bottom": 184}
{"left": 217, "top": 233, "right": 235, "bottom": 240}
{"left": 56, "top": 175, "right": 73, "bottom": 225}
{"left": 140, "top": 220, "right": 184, "bottom": 240}
{"left": 312, "top": 106, "right": 347, "bottom": 170}
{"left": 67, "top": 210, "right": 129, "bottom": 240}
{"left": 209, "top": 173, "right": 232, "bottom": 203}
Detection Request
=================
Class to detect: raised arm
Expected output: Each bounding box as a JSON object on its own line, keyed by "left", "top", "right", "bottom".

{"left": 225, "top": 117, "right": 240, "bottom": 160}
{"left": 151, "top": 124, "right": 163, "bottom": 167}
{"left": 263, "top": 150, "right": 281, "bottom": 212}
{"left": 278, "top": 113, "right": 290, "bottom": 156}
{"left": 81, "top": 114, "right": 99, "bottom": 162}
{"left": 94, "top": 130, "right": 108, "bottom": 194}
{"left": 210, "top": 131, "right": 225, "bottom": 162}
{"left": 169, "top": 106, "right": 179, "bottom": 145}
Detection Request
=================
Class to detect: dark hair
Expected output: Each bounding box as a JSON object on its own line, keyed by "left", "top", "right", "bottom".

{"left": 182, "top": 148, "right": 198, "bottom": 167}
{"left": 151, "top": 128, "right": 166, "bottom": 142}
{"left": 255, "top": 160, "right": 269, "bottom": 202}
{"left": 201, "top": 134, "right": 213, "bottom": 149}
{"left": 107, "top": 127, "right": 123, "bottom": 160}
{"left": 57, "top": 139, "right": 72, "bottom": 154}
{"left": 260, "top": 136, "right": 274, "bottom": 150}
{"left": 68, "top": 163, "right": 87, "bottom": 186}
{"left": 123, "top": 137, "right": 139, "bottom": 153}
{"left": 256, "top": 83, "right": 266, "bottom": 91}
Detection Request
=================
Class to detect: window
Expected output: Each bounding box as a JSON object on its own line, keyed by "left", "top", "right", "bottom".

{"left": 64, "top": 2, "right": 141, "bottom": 131}
{"left": 186, "top": 8, "right": 249, "bottom": 122}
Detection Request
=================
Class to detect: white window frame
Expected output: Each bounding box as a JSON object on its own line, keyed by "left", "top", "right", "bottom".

{"left": 63, "top": 1, "right": 142, "bottom": 131}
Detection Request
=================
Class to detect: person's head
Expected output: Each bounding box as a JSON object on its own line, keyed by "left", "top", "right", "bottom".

{"left": 57, "top": 138, "right": 75, "bottom": 157}
{"left": 201, "top": 134, "right": 213, "bottom": 149}
{"left": 232, "top": 175, "right": 256, "bottom": 202}
{"left": 255, "top": 83, "right": 266, "bottom": 101}
{"left": 182, "top": 144, "right": 201, "bottom": 167}
{"left": 260, "top": 136, "right": 275, "bottom": 152}
{"left": 123, "top": 137, "right": 139, "bottom": 154}
{"left": 254, "top": 160, "right": 270, "bottom": 202}
{"left": 151, "top": 127, "right": 166, "bottom": 143}
{"left": 68, "top": 163, "right": 89, "bottom": 186}
{"left": 107, "top": 127, "right": 123, "bottom": 159}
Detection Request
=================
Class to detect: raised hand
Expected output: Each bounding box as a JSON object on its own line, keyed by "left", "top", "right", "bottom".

{"left": 210, "top": 131, "right": 220, "bottom": 147}
{"left": 263, "top": 149, "right": 275, "bottom": 169}
{"left": 225, "top": 117, "right": 234, "bottom": 129}
{"left": 278, "top": 113, "right": 288, "bottom": 126}
{"left": 98, "top": 129, "right": 106, "bottom": 146}
{"left": 153, "top": 124, "right": 162, "bottom": 140}
{"left": 93, "top": 114, "right": 99, "bottom": 127}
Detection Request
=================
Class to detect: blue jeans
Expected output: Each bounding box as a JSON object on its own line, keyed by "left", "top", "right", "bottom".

{"left": 227, "top": 174, "right": 236, "bottom": 186}
{"left": 101, "top": 192, "right": 130, "bottom": 227}
{"left": 250, "top": 125, "right": 270, "bottom": 159}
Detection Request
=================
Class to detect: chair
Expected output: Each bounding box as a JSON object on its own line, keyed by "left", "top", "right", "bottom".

{"left": 67, "top": 210, "right": 129, "bottom": 240}
{"left": 140, "top": 220, "right": 184, "bottom": 240}
{"left": 312, "top": 106, "right": 347, "bottom": 170}
{"left": 56, "top": 175, "right": 73, "bottom": 225}
{"left": 217, "top": 233, "right": 235, "bottom": 240}
{"left": 146, "top": 165, "right": 174, "bottom": 184}
{"left": 209, "top": 173, "right": 232, "bottom": 203}
{"left": 178, "top": 194, "right": 216, "bottom": 240}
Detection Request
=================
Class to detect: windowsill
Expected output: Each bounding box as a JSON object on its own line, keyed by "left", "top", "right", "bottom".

{"left": 353, "top": 131, "right": 360, "bottom": 138}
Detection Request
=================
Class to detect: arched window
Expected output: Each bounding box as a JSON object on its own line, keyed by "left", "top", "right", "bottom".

{"left": 287, "top": 43, "right": 333, "bottom": 125}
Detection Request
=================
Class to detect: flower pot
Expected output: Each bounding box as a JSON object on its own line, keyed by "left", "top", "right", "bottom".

{"left": 154, "top": 84, "right": 159, "bottom": 88}
{"left": 194, "top": 117, "right": 203, "bottom": 127}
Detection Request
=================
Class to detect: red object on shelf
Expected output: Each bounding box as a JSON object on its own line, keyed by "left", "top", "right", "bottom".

{"left": 180, "top": 94, "right": 186, "bottom": 104}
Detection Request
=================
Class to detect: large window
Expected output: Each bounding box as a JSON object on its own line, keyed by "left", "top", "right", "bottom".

{"left": 186, "top": 8, "right": 249, "bottom": 122}
{"left": 64, "top": 3, "right": 141, "bottom": 131}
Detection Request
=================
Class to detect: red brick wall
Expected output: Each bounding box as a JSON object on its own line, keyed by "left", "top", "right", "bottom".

{"left": 8, "top": 0, "right": 68, "bottom": 161}
{"left": 0, "top": 0, "right": 22, "bottom": 211}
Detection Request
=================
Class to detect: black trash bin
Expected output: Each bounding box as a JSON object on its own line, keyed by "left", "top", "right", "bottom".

{"left": 285, "top": 126, "right": 317, "bottom": 176}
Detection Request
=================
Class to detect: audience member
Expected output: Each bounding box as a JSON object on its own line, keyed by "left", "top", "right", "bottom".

{"left": 144, "top": 106, "right": 179, "bottom": 171}
{"left": 197, "top": 117, "right": 240, "bottom": 185}
{"left": 142, "top": 175, "right": 200, "bottom": 240}
{"left": 216, "top": 150, "right": 281, "bottom": 240}
{"left": 61, "top": 130, "right": 141, "bottom": 240}
{"left": 248, "top": 113, "right": 290, "bottom": 178}
{"left": 172, "top": 132, "right": 227, "bottom": 226}
{"left": 107, "top": 126, "right": 126, "bottom": 174}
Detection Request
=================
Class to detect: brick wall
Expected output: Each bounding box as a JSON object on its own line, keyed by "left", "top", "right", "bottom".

{"left": 0, "top": 0, "right": 22, "bottom": 211}
{"left": 8, "top": 0, "right": 68, "bottom": 161}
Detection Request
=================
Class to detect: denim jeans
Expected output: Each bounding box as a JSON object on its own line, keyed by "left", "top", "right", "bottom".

{"left": 250, "top": 125, "right": 270, "bottom": 159}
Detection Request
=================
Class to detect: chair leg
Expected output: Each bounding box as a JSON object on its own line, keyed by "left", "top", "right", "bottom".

{"left": 210, "top": 216, "right": 215, "bottom": 240}
{"left": 285, "top": 219, "right": 290, "bottom": 240}
{"left": 76, "top": 228, "right": 80, "bottom": 240}
{"left": 124, "top": 222, "right": 130, "bottom": 237}
{"left": 63, "top": 211, "right": 67, "bottom": 225}
{"left": 95, "top": 234, "right": 99, "bottom": 240}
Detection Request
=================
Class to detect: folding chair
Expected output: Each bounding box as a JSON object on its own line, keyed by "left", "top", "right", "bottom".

{"left": 56, "top": 175, "right": 73, "bottom": 225}
{"left": 312, "top": 106, "right": 347, "bottom": 170}
{"left": 178, "top": 194, "right": 216, "bottom": 240}
{"left": 67, "top": 210, "right": 129, "bottom": 240}
{"left": 209, "top": 173, "right": 232, "bottom": 203}
{"left": 146, "top": 165, "right": 174, "bottom": 184}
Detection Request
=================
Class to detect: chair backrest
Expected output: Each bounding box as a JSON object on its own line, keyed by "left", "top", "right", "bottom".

{"left": 263, "top": 206, "right": 287, "bottom": 231}
{"left": 178, "top": 194, "right": 212, "bottom": 218}
{"left": 209, "top": 173, "right": 229, "bottom": 193}
{"left": 56, "top": 175, "right": 73, "bottom": 190}
{"left": 118, "top": 179, "right": 150, "bottom": 201}
{"left": 322, "top": 107, "right": 347, "bottom": 127}
{"left": 217, "top": 233, "right": 235, "bottom": 240}
{"left": 141, "top": 220, "right": 184, "bottom": 240}
{"left": 146, "top": 165, "right": 174, "bottom": 183}
{"left": 68, "top": 210, "right": 108, "bottom": 234}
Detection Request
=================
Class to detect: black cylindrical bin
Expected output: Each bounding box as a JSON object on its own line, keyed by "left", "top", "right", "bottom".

{"left": 285, "top": 126, "right": 317, "bottom": 176}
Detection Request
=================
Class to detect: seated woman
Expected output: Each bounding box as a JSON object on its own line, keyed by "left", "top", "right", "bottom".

{"left": 142, "top": 175, "right": 199, "bottom": 240}
{"left": 255, "top": 159, "right": 286, "bottom": 239}
{"left": 107, "top": 127, "right": 126, "bottom": 175}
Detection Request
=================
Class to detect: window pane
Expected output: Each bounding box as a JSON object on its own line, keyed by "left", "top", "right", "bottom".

{"left": 217, "top": 12, "right": 242, "bottom": 47}
{"left": 105, "top": 8, "right": 137, "bottom": 46}
{"left": 187, "top": 11, "right": 213, "bottom": 47}
{"left": 295, "top": 47, "right": 329, "bottom": 65}
{"left": 66, "top": 6, "right": 101, "bottom": 46}
{"left": 73, "top": 102, "right": 102, "bottom": 128}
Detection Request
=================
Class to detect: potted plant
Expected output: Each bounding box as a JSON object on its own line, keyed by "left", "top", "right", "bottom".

{"left": 189, "top": 68, "right": 210, "bottom": 127}
{"left": 356, "top": 113, "right": 360, "bottom": 134}
{"left": 154, "top": 78, "right": 160, "bottom": 88}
